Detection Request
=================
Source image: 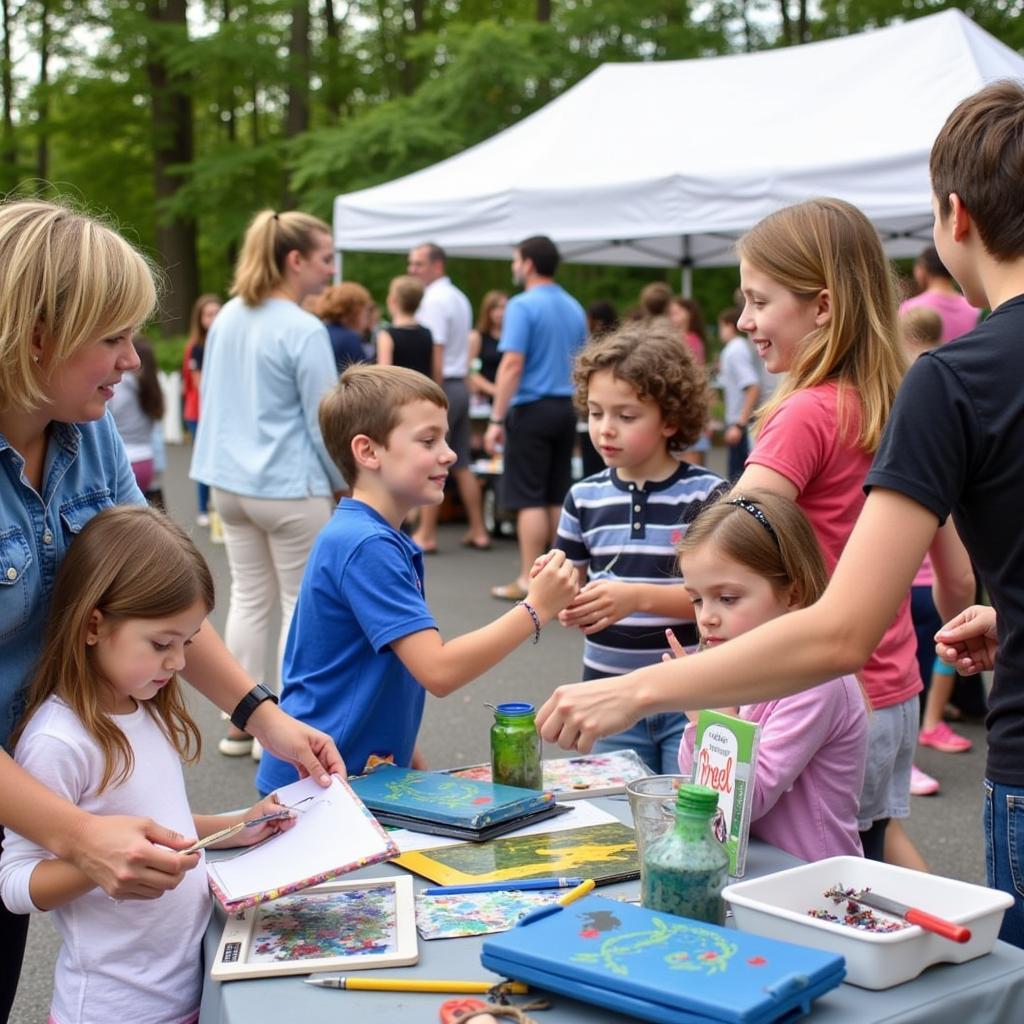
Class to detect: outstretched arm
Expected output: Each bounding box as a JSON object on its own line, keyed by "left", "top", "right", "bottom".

{"left": 391, "top": 550, "right": 578, "bottom": 695}
{"left": 537, "top": 489, "right": 938, "bottom": 752}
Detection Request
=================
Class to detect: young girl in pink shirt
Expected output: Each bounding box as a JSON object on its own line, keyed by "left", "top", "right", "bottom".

{"left": 733, "top": 198, "right": 971, "bottom": 864}
{"left": 676, "top": 490, "right": 866, "bottom": 862}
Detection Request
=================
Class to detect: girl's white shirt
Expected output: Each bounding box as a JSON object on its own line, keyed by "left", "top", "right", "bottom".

{"left": 0, "top": 696, "right": 210, "bottom": 1024}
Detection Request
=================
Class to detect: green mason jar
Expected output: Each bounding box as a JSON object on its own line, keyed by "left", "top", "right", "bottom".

{"left": 641, "top": 783, "right": 729, "bottom": 924}
{"left": 490, "top": 702, "right": 543, "bottom": 790}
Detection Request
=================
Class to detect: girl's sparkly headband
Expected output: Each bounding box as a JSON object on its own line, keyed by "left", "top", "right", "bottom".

{"left": 727, "top": 497, "right": 781, "bottom": 549}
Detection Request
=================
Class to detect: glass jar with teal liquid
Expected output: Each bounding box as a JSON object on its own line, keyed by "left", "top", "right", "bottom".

{"left": 641, "top": 783, "right": 729, "bottom": 924}
{"left": 490, "top": 702, "right": 543, "bottom": 790}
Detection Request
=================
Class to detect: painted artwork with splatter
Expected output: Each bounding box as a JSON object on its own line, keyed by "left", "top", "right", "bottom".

{"left": 450, "top": 750, "right": 651, "bottom": 798}
{"left": 415, "top": 890, "right": 561, "bottom": 940}
{"left": 248, "top": 885, "right": 397, "bottom": 963}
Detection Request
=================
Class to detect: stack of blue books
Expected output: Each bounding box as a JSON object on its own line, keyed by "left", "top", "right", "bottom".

{"left": 349, "top": 765, "right": 564, "bottom": 841}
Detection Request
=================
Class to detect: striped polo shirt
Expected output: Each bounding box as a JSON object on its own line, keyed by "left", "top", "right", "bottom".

{"left": 556, "top": 464, "right": 728, "bottom": 679}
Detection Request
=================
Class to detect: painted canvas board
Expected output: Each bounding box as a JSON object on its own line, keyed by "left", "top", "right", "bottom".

{"left": 449, "top": 750, "right": 652, "bottom": 800}
{"left": 210, "top": 875, "right": 417, "bottom": 980}
{"left": 415, "top": 890, "right": 561, "bottom": 940}
{"left": 395, "top": 822, "right": 639, "bottom": 887}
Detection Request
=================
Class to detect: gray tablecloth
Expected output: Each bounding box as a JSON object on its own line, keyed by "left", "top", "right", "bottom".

{"left": 200, "top": 797, "right": 1024, "bottom": 1023}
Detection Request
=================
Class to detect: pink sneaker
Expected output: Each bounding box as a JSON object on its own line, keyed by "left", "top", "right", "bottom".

{"left": 919, "top": 721, "right": 973, "bottom": 753}
{"left": 910, "top": 764, "right": 940, "bottom": 796}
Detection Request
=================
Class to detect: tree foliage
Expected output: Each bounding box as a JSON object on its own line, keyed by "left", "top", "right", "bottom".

{"left": 0, "top": 0, "right": 1016, "bottom": 328}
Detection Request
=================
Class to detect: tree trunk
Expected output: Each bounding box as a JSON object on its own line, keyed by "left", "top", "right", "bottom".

{"left": 222, "top": 0, "right": 235, "bottom": 142}
{"left": 797, "top": 0, "right": 809, "bottom": 43}
{"left": 778, "top": 0, "right": 792, "bottom": 45}
{"left": 146, "top": 0, "right": 199, "bottom": 335}
{"left": 286, "top": 0, "right": 310, "bottom": 137}
{"left": 399, "top": 0, "right": 424, "bottom": 96}
{"left": 536, "top": 0, "right": 551, "bottom": 23}
{"left": 0, "top": 0, "right": 16, "bottom": 185}
{"left": 322, "top": 0, "right": 342, "bottom": 122}
{"left": 35, "top": 0, "right": 50, "bottom": 183}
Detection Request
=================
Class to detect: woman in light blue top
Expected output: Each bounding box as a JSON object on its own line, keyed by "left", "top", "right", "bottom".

{"left": 0, "top": 199, "right": 344, "bottom": 1022}
{"left": 190, "top": 209, "right": 344, "bottom": 757}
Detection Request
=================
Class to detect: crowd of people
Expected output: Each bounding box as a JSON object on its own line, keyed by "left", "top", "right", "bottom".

{"left": 0, "top": 78, "right": 1022, "bottom": 1024}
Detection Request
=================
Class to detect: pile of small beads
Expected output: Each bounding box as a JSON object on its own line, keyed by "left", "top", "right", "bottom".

{"left": 806, "top": 885, "right": 909, "bottom": 933}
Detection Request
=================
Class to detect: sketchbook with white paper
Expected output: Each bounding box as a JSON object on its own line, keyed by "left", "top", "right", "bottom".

{"left": 205, "top": 776, "right": 399, "bottom": 913}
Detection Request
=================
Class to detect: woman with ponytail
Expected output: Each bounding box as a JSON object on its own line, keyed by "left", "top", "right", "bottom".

{"left": 190, "top": 209, "right": 345, "bottom": 758}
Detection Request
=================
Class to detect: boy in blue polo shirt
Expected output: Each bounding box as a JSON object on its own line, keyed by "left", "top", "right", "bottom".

{"left": 257, "top": 365, "right": 577, "bottom": 790}
{"left": 554, "top": 324, "right": 727, "bottom": 772}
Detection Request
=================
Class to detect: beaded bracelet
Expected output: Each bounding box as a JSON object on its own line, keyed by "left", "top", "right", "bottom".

{"left": 516, "top": 600, "right": 541, "bottom": 644}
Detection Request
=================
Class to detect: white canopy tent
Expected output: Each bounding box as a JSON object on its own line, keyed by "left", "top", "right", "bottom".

{"left": 333, "top": 9, "right": 1024, "bottom": 282}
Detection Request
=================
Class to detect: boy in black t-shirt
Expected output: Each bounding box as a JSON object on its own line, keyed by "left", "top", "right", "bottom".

{"left": 536, "top": 81, "right": 1024, "bottom": 945}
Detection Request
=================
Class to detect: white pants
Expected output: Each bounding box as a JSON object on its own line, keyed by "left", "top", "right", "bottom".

{"left": 212, "top": 489, "right": 333, "bottom": 693}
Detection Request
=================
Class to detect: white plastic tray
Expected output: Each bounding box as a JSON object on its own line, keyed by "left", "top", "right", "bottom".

{"left": 723, "top": 856, "right": 1012, "bottom": 989}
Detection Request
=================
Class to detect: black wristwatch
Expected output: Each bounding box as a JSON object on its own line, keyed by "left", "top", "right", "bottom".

{"left": 230, "top": 683, "right": 278, "bottom": 732}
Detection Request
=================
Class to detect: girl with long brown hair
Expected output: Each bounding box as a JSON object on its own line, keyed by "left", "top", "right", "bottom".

{"left": 0, "top": 506, "right": 294, "bottom": 1024}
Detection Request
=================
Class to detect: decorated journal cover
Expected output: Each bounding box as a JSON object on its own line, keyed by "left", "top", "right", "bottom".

{"left": 349, "top": 764, "right": 555, "bottom": 830}
{"left": 481, "top": 894, "right": 844, "bottom": 1024}
{"left": 395, "top": 821, "right": 639, "bottom": 886}
{"left": 448, "top": 749, "right": 653, "bottom": 800}
{"left": 205, "top": 776, "right": 399, "bottom": 914}
{"left": 691, "top": 711, "right": 760, "bottom": 877}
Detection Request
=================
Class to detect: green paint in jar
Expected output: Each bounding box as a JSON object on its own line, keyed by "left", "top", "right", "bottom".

{"left": 641, "top": 783, "right": 729, "bottom": 924}
{"left": 490, "top": 702, "right": 543, "bottom": 790}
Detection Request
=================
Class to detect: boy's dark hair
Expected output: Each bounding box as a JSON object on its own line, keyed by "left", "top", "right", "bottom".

{"left": 573, "top": 322, "right": 709, "bottom": 452}
{"left": 319, "top": 364, "right": 448, "bottom": 485}
{"left": 930, "top": 80, "right": 1024, "bottom": 260}
{"left": 517, "top": 235, "right": 560, "bottom": 277}
{"left": 717, "top": 307, "right": 741, "bottom": 330}
{"left": 587, "top": 299, "right": 619, "bottom": 337}
{"left": 916, "top": 246, "right": 952, "bottom": 280}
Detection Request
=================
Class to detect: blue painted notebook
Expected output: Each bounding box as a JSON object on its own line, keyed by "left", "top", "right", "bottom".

{"left": 481, "top": 894, "right": 845, "bottom": 1024}
{"left": 349, "top": 765, "right": 555, "bottom": 831}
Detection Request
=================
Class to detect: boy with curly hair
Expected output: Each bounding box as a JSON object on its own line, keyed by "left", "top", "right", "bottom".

{"left": 554, "top": 324, "right": 727, "bottom": 772}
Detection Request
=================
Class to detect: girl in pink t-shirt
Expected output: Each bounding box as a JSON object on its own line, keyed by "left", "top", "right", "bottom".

{"left": 732, "top": 198, "right": 923, "bottom": 865}
{"left": 675, "top": 491, "right": 867, "bottom": 862}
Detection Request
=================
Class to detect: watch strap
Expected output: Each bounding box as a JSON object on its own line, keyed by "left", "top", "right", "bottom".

{"left": 229, "top": 683, "right": 278, "bottom": 732}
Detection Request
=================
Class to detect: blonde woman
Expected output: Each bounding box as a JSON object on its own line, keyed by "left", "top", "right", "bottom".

{"left": 0, "top": 200, "right": 342, "bottom": 1018}
{"left": 190, "top": 209, "right": 345, "bottom": 758}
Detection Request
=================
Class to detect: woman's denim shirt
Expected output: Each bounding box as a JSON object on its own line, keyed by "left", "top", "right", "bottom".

{"left": 0, "top": 412, "right": 143, "bottom": 749}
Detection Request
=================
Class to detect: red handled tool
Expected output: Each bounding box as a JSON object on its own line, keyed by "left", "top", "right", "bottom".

{"left": 848, "top": 889, "right": 971, "bottom": 943}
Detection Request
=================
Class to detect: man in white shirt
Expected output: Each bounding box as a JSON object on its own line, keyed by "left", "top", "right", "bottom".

{"left": 407, "top": 243, "right": 490, "bottom": 552}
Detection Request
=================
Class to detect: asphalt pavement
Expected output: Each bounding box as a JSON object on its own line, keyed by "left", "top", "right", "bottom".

{"left": 8, "top": 442, "right": 990, "bottom": 1023}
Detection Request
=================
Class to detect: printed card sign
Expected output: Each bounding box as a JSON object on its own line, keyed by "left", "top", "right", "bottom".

{"left": 691, "top": 711, "right": 759, "bottom": 877}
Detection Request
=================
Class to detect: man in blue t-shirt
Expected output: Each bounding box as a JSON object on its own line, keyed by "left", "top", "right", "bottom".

{"left": 484, "top": 236, "right": 587, "bottom": 602}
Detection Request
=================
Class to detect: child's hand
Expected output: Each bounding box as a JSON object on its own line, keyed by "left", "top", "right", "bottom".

{"left": 524, "top": 549, "right": 578, "bottom": 622}
{"left": 660, "top": 630, "right": 702, "bottom": 720}
{"left": 227, "top": 794, "right": 298, "bottom": 849}
{"left": 558, "top": 580, "right": 637, "bottom": 634}
{"left": 935, "top": 604, "right": 998, "bottom": 674}
{"left": 529, "top": 551, "right": 556, "bottom": 578}
{"left": 660, "top": 628, "right": 689, "bottom": 663}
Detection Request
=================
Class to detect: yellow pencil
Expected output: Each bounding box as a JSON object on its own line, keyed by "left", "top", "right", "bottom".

{"left": 304, "top": 977, "right": 529, "bottom": 993}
